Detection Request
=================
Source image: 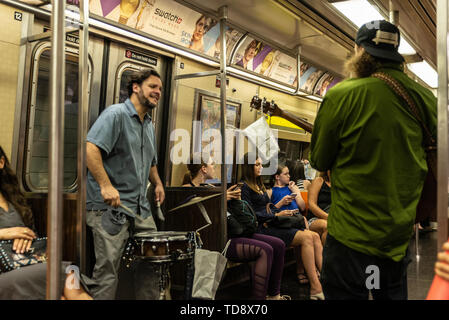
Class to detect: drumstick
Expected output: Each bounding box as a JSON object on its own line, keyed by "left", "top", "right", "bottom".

{"left": 156, "top": 201, "right": 165, "bottom": 222}
{"left": 119, "top": 204, "right": 143, "bottom": 222}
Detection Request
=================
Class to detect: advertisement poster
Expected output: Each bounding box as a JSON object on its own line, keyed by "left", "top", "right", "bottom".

{"left": 89, "top": 0, "right": 243, "bottom": 59}
{"left": 300, "top": 67, "right": 324, "bottom": 93}
{"left": 312, "top": 73, "right": 342, "bottom": 97}
{"left": 233, "top": 37, "right": 297, "bottom": 86}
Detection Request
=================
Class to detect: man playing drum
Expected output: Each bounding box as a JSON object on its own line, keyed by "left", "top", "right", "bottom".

{"left": 85, "top": 68, "right": 165, "bottom": 300}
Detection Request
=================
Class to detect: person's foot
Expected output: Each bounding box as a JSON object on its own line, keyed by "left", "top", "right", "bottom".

{"left": 266, "top": 294, "right": 291, "bottom": 300}
{"left": 310, "top": 292, "right": 325, "bottom": 300}
{"left": 297, "top": 272, "right": 309, "bottom": 284}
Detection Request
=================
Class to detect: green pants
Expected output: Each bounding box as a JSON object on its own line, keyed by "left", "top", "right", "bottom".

{"left": 85, "top": 210, "right": 161, "bottom": 300}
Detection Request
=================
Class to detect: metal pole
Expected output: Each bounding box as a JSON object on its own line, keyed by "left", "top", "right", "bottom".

{"left": 295, "top": 45, "right": 302, "bottom": 95}
{"left": 219, "top": 6, "right": 228, "bottom": 247}
{"left": 389, "top": 1, "right": 399, "bottom": 25}
{"left": 76, "top": 0, "right": 89, "bottom": 274}
{"left": 437, "top": 0, "right": 449, "bottom": 251}
{"left": 47, "top": 0, "right": 66, "bottom": 300}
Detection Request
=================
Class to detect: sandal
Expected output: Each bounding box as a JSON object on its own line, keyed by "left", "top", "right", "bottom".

{"left": 310, "top": 292, "right": 325, "bottom": 300}
{"left": 266, "top": 294, "right": 291, "bottom": 300}
{"left": 297, "top": 273, "right": 309, "bottom": 284}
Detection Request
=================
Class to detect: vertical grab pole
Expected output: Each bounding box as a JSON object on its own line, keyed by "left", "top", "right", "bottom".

{"left": 295, "top": 45, "right": 302, "bottom": 95}
{"left": 219, "top": 6, "right": 228, "bottom": 248}
{"left": 77, "top": 0, "right": 89, "bottom": 273}
{"left": 437, "top": 0, "right": 449, "bottom": 251}
{"left": 47, "top": 0, "right": 66, "bottom": 300}
{"left": 389, "top": 0, "right": 399, "bottom": 25}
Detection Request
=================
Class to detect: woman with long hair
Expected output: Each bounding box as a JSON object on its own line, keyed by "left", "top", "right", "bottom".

{"left": 239, "top": 153, "right": 324, "bottom": 300}
{"left": 182, "top": 152, "right": 289, "bottom": 300}
{"left": 0, "top": 146, "right": 91, "bottom": 300}
{"left": 307, "top": 170, "right": 331, "bottom": 245}
{"left": 288, "top": 159, "right": 311, "bottom": 191}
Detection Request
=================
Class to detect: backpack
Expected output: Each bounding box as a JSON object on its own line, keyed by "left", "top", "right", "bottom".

{"left": 227, "top": 199, "right": 258, "bottom": 238}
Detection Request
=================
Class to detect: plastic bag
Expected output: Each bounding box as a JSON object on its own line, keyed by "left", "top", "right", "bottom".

{"left": 242, "top": 116, "right": 279, "bottom": 162}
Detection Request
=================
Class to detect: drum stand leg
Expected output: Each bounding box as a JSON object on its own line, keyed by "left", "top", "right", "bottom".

{"left": 184, "top": 256, "right": 194, "bottom": 299}
{"left": 158, "top": 263, "right": 170, "bottom": 300}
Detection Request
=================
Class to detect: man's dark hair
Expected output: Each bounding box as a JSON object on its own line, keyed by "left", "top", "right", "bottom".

{"left": 127, "top": 68, "right": 161, "bottom": 97}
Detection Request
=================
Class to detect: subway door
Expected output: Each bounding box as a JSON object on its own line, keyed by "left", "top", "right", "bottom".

{"left": 17, "top": 35, "right": 104, "bottom": 262}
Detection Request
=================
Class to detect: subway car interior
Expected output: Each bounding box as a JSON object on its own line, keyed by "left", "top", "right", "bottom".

{"left": 0, "top": 0, "right": 447, "bottom": 302}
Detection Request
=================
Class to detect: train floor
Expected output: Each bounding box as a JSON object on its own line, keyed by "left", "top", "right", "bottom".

{"left": 215, "top": 229, "right": 439, "bottom": 300}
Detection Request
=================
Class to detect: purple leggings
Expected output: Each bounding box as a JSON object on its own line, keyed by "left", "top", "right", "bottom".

{"left": 225, "top": 233, "right": 285, "bottom": 299}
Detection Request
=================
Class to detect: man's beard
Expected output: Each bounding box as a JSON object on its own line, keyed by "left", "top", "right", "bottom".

{"left": 138, "top": 91, "right": 157, "bottom": 110}
{"left": 344, "top": 49, "right": 382, "bottom": 79}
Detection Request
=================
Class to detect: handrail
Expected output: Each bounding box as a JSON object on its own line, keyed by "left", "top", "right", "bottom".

{"left": 76, "top": 0, "right": 89, "bottom": 274}
{"left": 436, "top": 0, "right": 448, "bottom": 251}
{"left": 47, "top": 0, "right": 65, "bottom": 300}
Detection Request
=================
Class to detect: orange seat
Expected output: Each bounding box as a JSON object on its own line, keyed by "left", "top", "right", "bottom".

{"left": 300, "top": 191, "right": 308, "bottom": 214}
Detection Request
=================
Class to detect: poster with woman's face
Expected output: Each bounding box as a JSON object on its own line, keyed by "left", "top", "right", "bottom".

{"left": 313, "top": 73, "right": 334, "bottom": 97}
{"left": 301, "top": 68, "right": 324, "bottom": 93}
{"left": 233, "top": 37, "right": 297, "bottom": 85}
{"left": 89, "top": 0, "right": 243, "bottom": 58}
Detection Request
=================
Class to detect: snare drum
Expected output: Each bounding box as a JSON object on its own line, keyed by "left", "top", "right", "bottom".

{"left": 131, "top": 231, "right": 195, "bottom": 263}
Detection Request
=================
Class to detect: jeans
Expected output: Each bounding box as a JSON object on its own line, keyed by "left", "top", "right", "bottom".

{"left": 85, "top": 210, "right": 158, "bottom": 300}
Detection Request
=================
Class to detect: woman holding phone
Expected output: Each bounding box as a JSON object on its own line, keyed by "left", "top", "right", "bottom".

{"left": 269, "top": 165, "right": 306, "bottom": 213}
{"left": 182, "top": 153, "right": 289, "bottom": 300}
{"left": 240, "top": 153, "right": 324, "bottom": 300}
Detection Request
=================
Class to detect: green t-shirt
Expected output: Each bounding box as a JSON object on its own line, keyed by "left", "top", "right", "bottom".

{"left": 310, "top": 63, "right": 437, "bottom": 261}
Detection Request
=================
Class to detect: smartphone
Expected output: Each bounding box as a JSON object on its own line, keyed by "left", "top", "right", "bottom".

{"left": 290, "top": 193, "right": 297, "bottom": 198}
{"left": 236, "top": 182, "right": 244, "bottom": 189}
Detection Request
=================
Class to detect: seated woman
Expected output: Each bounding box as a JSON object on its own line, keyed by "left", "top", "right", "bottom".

{"left": 270, "top": 164, "right": 312, "bottom": 285}
{"left": 0, "top": 146, "right": 91, "bottom": 300}
{"left": 269, "top": 164, "right": 306, "bottom": 213}
{"left": 287, "top": 159, "right": 311, "bottom": 191}
{"left": 307, "top": 171, "right": 331, "bottom": 244}
{"left": 182, "top": 153, "right": 289, "bottom": 300}
{"left": 240, "top": 153, "right": 324, "bottom": 300}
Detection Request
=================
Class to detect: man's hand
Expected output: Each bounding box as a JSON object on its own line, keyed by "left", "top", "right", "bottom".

{"left": 154, "top": 184, "right": 165, "bottom": 205}
{"left": 101, "top": 184, "right": 121, "bottom": 207}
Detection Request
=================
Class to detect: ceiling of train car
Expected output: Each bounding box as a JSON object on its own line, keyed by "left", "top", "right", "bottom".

{"left": 175, "top": 0, "right": 352, "bottom": 76}
{"left": 304, "top": 0, "right": 436, "bottom": 68}
{"left": 370, "top": 0, "right": 436, "bottom": 68}
{"left": 178, "top": 0, "right": 437, "bottom": 76}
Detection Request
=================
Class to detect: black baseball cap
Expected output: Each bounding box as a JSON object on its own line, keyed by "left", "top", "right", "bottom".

{"left": 355, "top": 20, "right": 404, "bottom": 63}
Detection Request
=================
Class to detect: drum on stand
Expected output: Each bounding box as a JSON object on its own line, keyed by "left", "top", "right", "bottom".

{"left": 122, "top": 231, "right": 197, "bottom": 300}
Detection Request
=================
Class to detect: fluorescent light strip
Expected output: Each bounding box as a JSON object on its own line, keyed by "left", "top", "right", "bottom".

{"left": 398, "top": 39, "right": 416, "bottom": 55}
{"left": 332, "top": 0, "right": 383, "bottom": 28}
{"left": 305, "top": 95, "right": 323, "bottom": 102}
{"left": 408, "top": 61, "right": 438, "bottom": 88}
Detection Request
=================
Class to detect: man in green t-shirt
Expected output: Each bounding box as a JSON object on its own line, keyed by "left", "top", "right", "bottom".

{"left": 310, "top": 20, "right": 437, "bottom": 300}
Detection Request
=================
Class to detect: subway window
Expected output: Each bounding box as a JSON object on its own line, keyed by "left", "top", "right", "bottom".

{"left": 25, "top": 47, "right": 91, "bottom": 192}
{"left": 117, "top": 68, "right": 135, "bottom": 103}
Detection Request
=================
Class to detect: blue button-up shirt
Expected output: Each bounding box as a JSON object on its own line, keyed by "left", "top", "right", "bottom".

{"left": 86, "top": 98, "right": 157, "bottom": 219}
